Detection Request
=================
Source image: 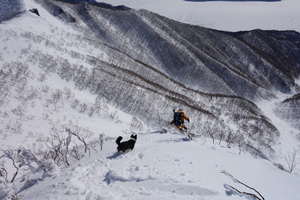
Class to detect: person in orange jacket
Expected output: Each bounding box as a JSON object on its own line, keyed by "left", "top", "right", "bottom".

{"left": 170, "top": 109, "right": 190, "bottom": 131}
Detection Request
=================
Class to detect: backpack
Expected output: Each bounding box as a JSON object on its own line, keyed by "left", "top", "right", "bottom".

{"left": 173, "top": 112, "right": 182, "bottom": 126}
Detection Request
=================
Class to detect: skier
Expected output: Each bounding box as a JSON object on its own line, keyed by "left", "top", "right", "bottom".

{"left": 170, "top": 109, "right": 190, "bottom": 131}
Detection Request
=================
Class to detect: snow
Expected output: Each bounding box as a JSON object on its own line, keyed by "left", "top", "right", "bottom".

{"left": 0, "top": 8, "right": 136, "bottom": 149}
{"left": 16, "top": 133, "right": 300, "bottom": 200}
{"left": 1, "top": 0, "right": 300, "bottom": 199}
{"left": 256, "top": 93, "right": 300, "bottom": 153}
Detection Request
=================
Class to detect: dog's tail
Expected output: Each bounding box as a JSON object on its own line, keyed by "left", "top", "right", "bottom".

{"left": 116, "top": 136, "right": 122, "bottom": 145}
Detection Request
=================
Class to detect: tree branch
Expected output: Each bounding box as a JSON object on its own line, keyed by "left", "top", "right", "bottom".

{"left": 66, "top": 128, "right": 88, "bottom": 153}
{"left": 221, "top": 170, "right": 264, "bottom": 200}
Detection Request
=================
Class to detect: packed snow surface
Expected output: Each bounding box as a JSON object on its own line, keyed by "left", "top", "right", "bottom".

{"left": 18, "top": 133, "right": 300, "bottom": 200}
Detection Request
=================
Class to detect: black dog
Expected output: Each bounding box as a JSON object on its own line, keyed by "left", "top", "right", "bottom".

{"left": 116, "top": 134, "right": 137, "bottom": 152}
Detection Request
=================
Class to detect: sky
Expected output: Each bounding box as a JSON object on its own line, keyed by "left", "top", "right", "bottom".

{"left": 103, "top": 0, "right": 300, "bottom": 32}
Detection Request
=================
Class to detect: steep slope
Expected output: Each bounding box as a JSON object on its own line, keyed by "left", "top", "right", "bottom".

{"left": 274, "top": 93, "right": 300, "bottom": 130}
{"left": 1, "top": 1, "right": 300, "bottom": 199}
{"left": 36, "top": 0, "right": 300, "bottom": 153}
{"left": 34, "top": 0, "right": 300, "bottom": 99}
{"left": 0, "top": 0, "right": 299, "bottom": 156}
{"left": 17, "top": 133, "right": 300, "bottom": 200}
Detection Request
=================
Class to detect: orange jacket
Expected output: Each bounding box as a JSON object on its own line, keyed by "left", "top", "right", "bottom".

{"left": 178, "top": 110, "right": 189, "bottom": 123}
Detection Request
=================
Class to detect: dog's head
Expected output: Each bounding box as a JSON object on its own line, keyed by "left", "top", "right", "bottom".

{"left": 130, "top": 134, "right": 137, "bottom": 141}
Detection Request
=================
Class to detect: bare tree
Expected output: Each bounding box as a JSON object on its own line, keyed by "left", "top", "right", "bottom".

{"left": 218, "top": 131, "right": 225, "bottom": 145}
{"left": 0, "top": 162, "right": 8, "bottom": 181}
{"left": 44, "top": 131, "right": 65, "bottom": 166}
{"left": 225, "top": 131, "right": 238, "bottom": 148}
{"left": 50, "top": 89, "right": 63, "bottom": 105}
{"left": 206, "top": 130, "right": 215, "bottom": 144}
{"left": 71, "top": 143, "right": 81, "bottom": 161}
{"left": 0, "top": 150, "right": 21, "bottom": 183}
{"left": 79, "top": 103, "right": 88, "bottom": 113}
{"left": 284, "top": 148, "right": 299, "bottom": 173}
{"left": 236, "top": 134, "right": 245, "bottom": 155}
{"left": 0, "top": 148, "right": 39, "bottom": 183}
{"left": 66, "top": 128, "right": 89, "bottom": 154}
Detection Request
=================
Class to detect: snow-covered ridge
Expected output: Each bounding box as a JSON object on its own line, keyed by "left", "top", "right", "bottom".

{"left": 0, "top": 0, "right": 300, "bottom": 199}
{"left": 54, "top": 0, "right": 130, "bottom": 10}
{"left": 1, "top": 0, "right": 299, "bottom": 159}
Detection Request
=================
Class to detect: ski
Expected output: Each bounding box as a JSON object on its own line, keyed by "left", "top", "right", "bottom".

{"left": 161, "top": 127, "right": 194, "bottom": 140}
{"left": 187, "top": 131, "right": 194, "bottom": 140}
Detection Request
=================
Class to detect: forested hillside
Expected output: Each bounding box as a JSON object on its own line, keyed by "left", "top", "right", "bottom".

{"left": 0, "top": 0, "right": 300, "bottom": 167}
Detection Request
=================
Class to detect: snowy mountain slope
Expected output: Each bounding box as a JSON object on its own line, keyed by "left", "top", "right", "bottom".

{"left": 0, "top": 0, "right": 300, "bottom": 199}
{"left": 274, "top": 93, "right": 300, "bottom": 130}
{"left": 29, "top": 0, "right": 300, "bottom": 151}
{"left": 0, "top": 0, "right": 299, "bottom": 161}
{"left": 27, "top": 0, "right": 300, "bottom": 99}
{"left": 0, "top": 4, "right": 143, "bottom": 151}
{"left": 17, "top": 133, "right": 300, "bottom": 200}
